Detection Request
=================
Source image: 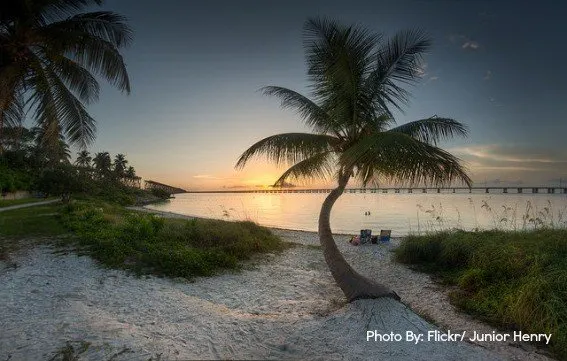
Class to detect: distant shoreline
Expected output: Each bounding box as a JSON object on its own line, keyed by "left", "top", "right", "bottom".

{"left": 128, "top": 205, "right": 360, "bottom": 236}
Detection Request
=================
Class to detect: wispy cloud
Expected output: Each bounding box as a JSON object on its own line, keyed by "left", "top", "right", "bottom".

{"left": 447, "top": 144, "right": 567, "bottom": 184}
{"left": 416, "top": 63, "right": 428, "bottom": 78}
{"left": 449, "top": 34, "right": 481, "bottom": 51}
{"left": 449, "top": 144, "right": 567, "bottom": 164}
{"left": 428, "top": 76, "right": 439, "bottom": 81}
{"left": 483, "top": 70, "right": 492, "bottom": 80}
{"left": 193, "top": 174, "right": 224, "bottom": 180}
{"left": 462, "top": 41, "right": 480, "bottom": 50}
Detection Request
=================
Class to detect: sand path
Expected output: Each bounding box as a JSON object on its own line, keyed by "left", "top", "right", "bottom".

{"left": 0, "top": 209, "right": 554, "bottom": 360}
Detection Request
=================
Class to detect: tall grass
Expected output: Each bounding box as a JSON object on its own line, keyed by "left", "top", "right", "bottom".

{"left": 60, "top": 201, "right": 290, "bottom": 279}
{"left": 414, "top": 198, "right": 567, "bottom": 235}
{"left": 395, "top": 229, "right": 567, "bottom": 359}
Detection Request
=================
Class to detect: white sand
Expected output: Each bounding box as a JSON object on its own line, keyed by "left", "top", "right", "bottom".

{"left": 0, "top": 211, "right": 554, "bottom": 360}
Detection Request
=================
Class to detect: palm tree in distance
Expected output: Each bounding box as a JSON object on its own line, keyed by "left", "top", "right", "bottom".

{"left": 0, "top": 0, "right": 132, "bottom": 153}
{"left": 75, "top": 150, "right": 92, "bottom": 168}
{"left": 125, "top": 165, "right": 140, "bottom": 187}
{"left": 236, "top": 18, "right": 472, "bottom": 302}
{"left": 113, "top": 153, "right": 128, "bottom": 178}
{"left": 93, "top": 151, "right": 112, "bottom": 179}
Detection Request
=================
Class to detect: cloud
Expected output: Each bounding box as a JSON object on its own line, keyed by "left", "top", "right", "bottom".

{"left": 450, "top": 144, "right": 567, "bottom": 164}
{"left": 428, "top": 76, "right": 439, "bottom": 81}
{"left": 484, "top": 70, "right": 492, "bottom": 80}
{"left": 193, "top": 174, "right": 224, "bottom": 180}
{"left": 416, "top": 63, "right": 428, "bottom": 78}
{"left": 448, "top": 144, "right": 567, "bottom": 185}
{"left": 462, "top": 41, "right": 480, "bottom": 50}
{"left": 448, "top": 34, "right": 481, "bottom": 51}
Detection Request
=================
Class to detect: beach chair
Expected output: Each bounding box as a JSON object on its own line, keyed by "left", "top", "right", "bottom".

{"left": 360, "top": 229, "right": 372, "bottom": 244}
{"left": 379, "top": 230, "right": 391, "bottom": 243}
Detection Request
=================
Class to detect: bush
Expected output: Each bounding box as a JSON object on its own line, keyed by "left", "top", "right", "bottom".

{"left": 395, "top": 229, "right": 567, "bottom": 359}
{"left": 60, "top": 202, "right": 289, "bottom": 279}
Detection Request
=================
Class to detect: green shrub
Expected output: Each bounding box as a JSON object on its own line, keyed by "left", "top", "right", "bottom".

{"left": 395, "top": 229, "right": 567, "bottom": 359}
{"left": 60, "top": 203, "right": 289, "bottom": 279}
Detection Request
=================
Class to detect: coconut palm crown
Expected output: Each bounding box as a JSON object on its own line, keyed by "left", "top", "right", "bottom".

{"left": 236, "top": 18, "right": 472, "bottom": 302}
{"left": 0, "top": 0, "right": 132, "bottom": 151}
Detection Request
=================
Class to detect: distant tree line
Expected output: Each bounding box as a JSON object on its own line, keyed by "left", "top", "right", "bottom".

{"left": 0, "top": 125, "right": 141, "bottom": 203}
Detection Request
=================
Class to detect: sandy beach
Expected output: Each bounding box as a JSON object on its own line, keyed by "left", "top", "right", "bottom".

{"left": 0, "top": 209, "right": 554, "bottom": 360}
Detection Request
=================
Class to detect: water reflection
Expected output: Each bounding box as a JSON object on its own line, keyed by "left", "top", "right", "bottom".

{"left": 146, "top": 193, "right": 567, "bottom": 236}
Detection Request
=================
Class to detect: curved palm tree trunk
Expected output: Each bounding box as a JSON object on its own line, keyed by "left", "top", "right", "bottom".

{"left": 318, "top": 173, "right": 400, "bottom": 302}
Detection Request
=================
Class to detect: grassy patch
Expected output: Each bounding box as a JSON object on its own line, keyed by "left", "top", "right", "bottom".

{"left": 60, "top": 200, "right": 291, "bottom": 279}
{"left": 395, "top": 229, "right": 567, "bottom": 359}
{"left": 0, "top": 203, "right": 69, "bottom": 260}
{"left": 0, "top": 203, "right": 67, "bottom": 238}
{"left": 0, "top": 197, "right": 56, "bottom": 208}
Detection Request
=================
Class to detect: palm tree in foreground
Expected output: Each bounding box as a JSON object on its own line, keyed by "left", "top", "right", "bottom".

{"left": 0, "top": 0, "right": 132, "bottom": 152}
{"left": 236, "top": 18, "right": 472, "bottom": 302}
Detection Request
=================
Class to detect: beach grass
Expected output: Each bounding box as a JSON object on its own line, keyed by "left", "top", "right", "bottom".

{"left": 394, "top": 229, "right": 567, "bottom": 359}
{"left": 59, "top": 200, "right": 291, "bottom": 279}
{"left": 1, "top": 198, "right": 290, "bottom": 280}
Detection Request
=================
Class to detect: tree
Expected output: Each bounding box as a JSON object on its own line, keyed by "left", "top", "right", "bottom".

{"left": 124, "top": 165, "right": 140, "bottom": 187}
{"left": 36, "top": 163, "right": 82, "bottom": 203}
{"left": 75, "top": 150, "right": 92, "bottom": 169}
{"left": 93, "top": 151, "right": 111, "bottom": 179}
{"left": 113, "top": 153, "right": 128, "bottom": 178}
{"left": 236, "top": 18, "right": 471, "bottom": 302}
{"left": 0, "top": 0, "right": 132, "bottom": 152}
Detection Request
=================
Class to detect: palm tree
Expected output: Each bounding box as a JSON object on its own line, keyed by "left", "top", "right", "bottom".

{"left": 236, "top": 18, "right": 471, "bottom": 302}
{"left": 125, "top": 165, "right": 140, "bottom": 187}
{"left": 0, "top": 0, "right": 132, "bottom": 152}
{"left": 75, "top": 150, "right": 92, "bottom": 168}
{"left": 32, "top": 127, "right": 71, "bottom": 166}
{"left": 93, "top": 151, "right": 111, "bottom": 179}
{"left": 113, "top": 153, "right": 128, "bottom": 178}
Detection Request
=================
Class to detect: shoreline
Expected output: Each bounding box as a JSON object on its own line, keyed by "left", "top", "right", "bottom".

{"left": 128, "top": 205, "right": 386, "bottom": 238}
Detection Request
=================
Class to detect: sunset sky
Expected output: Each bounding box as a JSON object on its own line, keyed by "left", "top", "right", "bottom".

{"left": 76, "top": 0, "right": 566, "bottom": 190}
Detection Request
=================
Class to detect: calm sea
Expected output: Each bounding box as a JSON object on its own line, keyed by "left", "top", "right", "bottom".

{"left": 146, "top": 191, "right": 567, "bottom": 236}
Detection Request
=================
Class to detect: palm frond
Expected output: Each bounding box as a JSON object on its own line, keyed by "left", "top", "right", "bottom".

{"left": 0, "top": 64, "right": 27, "bottom": 124}
{"left": 26, "top": 53, "right": 96, "bottom": 148}
{"left": 235, "top": 133, "right": 338, "bottom": 169}
{"left": 42, "top": 0, "right": 104, "bottom": 21}
{"left": 45, "top": 65, "right": 96, "bottom": 148}
{"left": 303, "top": 17, "right": 380, "bottom": 133}
{"left": 49, "top": 11, "right": 133, "bottom": 47}
{"left": 26, "top": 59, "right": 61, "bottom": 146}
{"left": 273, "top": 151, "right": 336, "bottom": 187}
{"left": 364, "top": 29, "right": 431, "bottom": 115}
{"left": 340, "top": 132, "right": 471, "bottom": 187}
{"left": 388, "top": 116, "right": 468, "bottom": 145}
{"left": 47, "top": 51, "right": 100, "bottom": 104}
{"left": 377, "top": 29, "right": 431, "bottom": 84}
{"left": 261, "top": 86, "right": 336, "bottom": 135}
{"left": 43, "top": 12, "right": 132, "bottom": 92}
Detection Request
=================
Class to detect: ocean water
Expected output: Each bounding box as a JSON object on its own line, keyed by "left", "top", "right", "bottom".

{"left": 146, "top": 191, "right": 567, "bottom": 236}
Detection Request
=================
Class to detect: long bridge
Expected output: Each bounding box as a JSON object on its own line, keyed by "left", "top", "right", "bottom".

{"left": 186, "top": 186, "right": 567, "bottom": 195}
